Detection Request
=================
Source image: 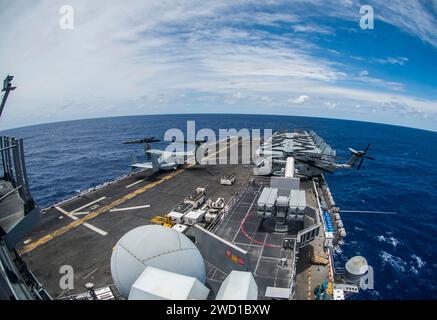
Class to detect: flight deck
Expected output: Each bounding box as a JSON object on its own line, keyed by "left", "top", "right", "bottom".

{"left": 16, "top": 140, "right": 254, "bottom": 297}
{"left": 15, "top": 136, "right": 344, "bottom": 300}
{"left": 11, "top": 130, "right": 363, "bottom": 301}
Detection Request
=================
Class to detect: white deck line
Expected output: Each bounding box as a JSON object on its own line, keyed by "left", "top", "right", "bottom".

{"left": 44, "top": 171, "right": 141, "bottom": 211}
{"left": 254, "top": 233, "right": 269, "bottom": 276}
{"left": 81, "top": 223, "right": 108, "bottom": 236}
{"left": 194, "top": 225, "right": 247, "bottom": 254}
{"left": 71, "top": 211, "right": 90, "bottom": 216}
{"left": 109, "top": 205, "right": 151, "bottom": 212}
{"left": 55, "top": 206, "right": 108, "bottom": 236}
{"left": 71, "top": 197, "right": 106, "bottom": 213}
{"left": 125, "top": 179, "right": 145, "bottom": 188}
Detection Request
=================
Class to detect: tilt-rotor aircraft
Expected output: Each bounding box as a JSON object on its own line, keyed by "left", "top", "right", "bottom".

{"left": 123, "top": 137, "right": 207, "bottom": 172}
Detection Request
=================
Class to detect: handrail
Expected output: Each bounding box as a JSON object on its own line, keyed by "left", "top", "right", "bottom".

{"left": 0, "top": 185, "right": 22, "bottom": 202}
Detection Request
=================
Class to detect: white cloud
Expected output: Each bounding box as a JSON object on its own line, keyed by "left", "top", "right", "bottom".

{"left": 353, "top": 75, "right": 405, "bottom": 92}
{"left": 372, "top": 57, "right": 409, "bottom": 66}
{"left": 324, "top": 102, "right": 337, "bottom": 109}
{"left": 372, "top": 0, "right": 437, "bottom": 49}
{"left": 288, "top": 0, "right": 437, "bottom": 49}
{"left": 260, "top": 96, "right": 273, "bottom": 104}
{"left": 0, "top": 0, "right": 435, "bottom": 131}
{"left": 292, "top": 24, "right": 334, "bottom": 35}
{"left": 289, "top": 95, "right": 310, "bottom": 105}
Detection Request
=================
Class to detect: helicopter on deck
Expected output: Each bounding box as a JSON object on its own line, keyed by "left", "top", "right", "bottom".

{"left": 254, "top": 131, "right": 374, "bottom": 177}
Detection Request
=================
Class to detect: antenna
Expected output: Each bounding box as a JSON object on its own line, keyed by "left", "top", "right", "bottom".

{"left": 0, "top": 75, "right": 16, "bottom": 119}
{"left": 341, "top": 210, "right": 397, "bottom": 215}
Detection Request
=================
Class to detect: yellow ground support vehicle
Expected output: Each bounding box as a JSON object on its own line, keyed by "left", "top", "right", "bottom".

{"left": 311, "top": 252, "right": 329, "bottom": 266}
{"left": 150, "top": 215, "right": 174, "bottom": 228}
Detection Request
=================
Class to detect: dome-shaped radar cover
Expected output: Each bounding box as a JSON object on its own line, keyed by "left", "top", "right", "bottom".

{"left": 111, "top": 225, "right": 206, "bottom": 297}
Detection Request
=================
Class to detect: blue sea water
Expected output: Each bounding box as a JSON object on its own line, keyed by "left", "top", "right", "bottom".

{"left": 2, "top": 114, "right": 437, "bottom": 299}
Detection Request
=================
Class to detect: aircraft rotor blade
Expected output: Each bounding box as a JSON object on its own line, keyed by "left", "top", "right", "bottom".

{"left": 364, "top": 143, "right": 371, "bottom": 154}
{"left": 349, "top": 147, "right": 359, "bottom": 155}
{"left": 357, "top": 156, "right": 365, "bottom": 171}
{"left": 357, "top": 143, "right": 374, "bottom": 171}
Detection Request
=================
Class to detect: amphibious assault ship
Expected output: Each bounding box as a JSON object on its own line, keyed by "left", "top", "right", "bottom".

{"left": 1, "top": 76, "right": 372, "bottom": 300}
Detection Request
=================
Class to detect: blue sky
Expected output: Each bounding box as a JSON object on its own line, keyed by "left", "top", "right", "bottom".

{"left": 0, "top": 0, "right": 436, "bottom": 131}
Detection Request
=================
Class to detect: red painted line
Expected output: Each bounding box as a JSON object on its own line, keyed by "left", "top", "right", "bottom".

{"left": 239, "top": 212, "right": 282, "bottom": 248}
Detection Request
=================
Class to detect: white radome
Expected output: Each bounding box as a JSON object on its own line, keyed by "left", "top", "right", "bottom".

{"left": 111, "top": 225, "right": 206, "bottom": 298}
{"left": 345, "top": 256, "right": 368, "bottom": 277}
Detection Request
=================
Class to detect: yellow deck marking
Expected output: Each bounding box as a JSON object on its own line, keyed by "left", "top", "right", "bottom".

{"left": 19, "top": 165, "right": 193, "bottom": 254}
{"left": 55, "top": 206, "right": 108, "bottom": 236}
{"left": 307, "top": 268, "right": 312, "bottom": 300}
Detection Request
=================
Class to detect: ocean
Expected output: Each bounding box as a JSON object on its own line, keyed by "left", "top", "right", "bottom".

{"left": 2, "top": 114, "right": 436, "bottom": 299}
